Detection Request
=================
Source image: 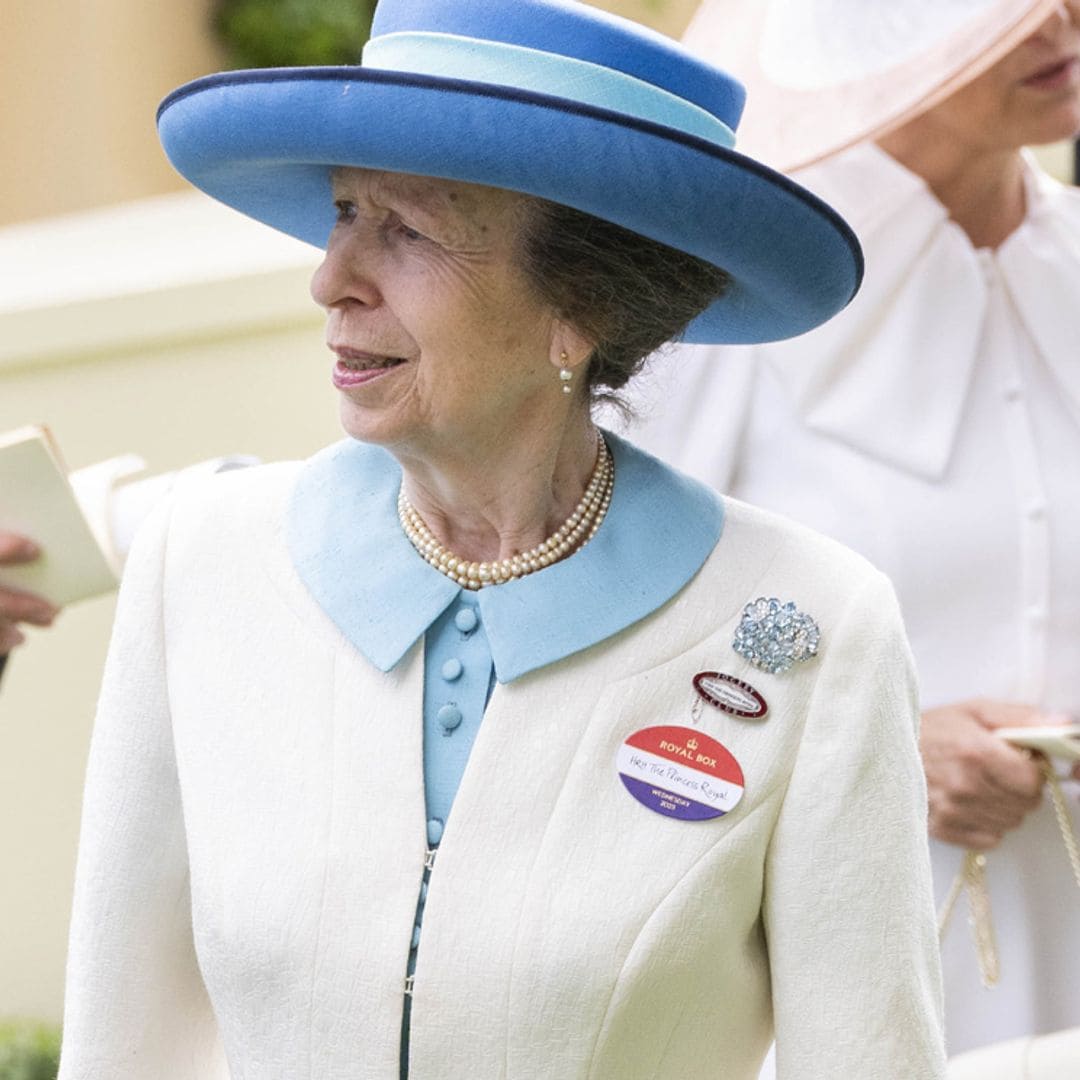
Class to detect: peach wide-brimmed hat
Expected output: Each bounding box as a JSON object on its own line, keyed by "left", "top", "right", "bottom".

{"left": 685, "top": 0, "right": 1065, "bottom": 170}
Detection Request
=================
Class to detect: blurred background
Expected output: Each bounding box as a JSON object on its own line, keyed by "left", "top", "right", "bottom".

{"left": 0, "top": 0, "right": 1075, "bottom": 1062}
{"left": 0, "top": 0, "right": 701, "bottom": 1049}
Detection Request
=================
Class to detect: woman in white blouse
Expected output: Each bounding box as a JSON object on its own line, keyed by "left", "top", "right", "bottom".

{"left": 631, "top": 0, "right": 1080, "bottom": 1063}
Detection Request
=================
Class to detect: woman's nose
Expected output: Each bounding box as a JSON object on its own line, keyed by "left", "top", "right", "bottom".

{"left": 309, "top": 251, "right": 340, "bottom": 310}
{"left": 310, "top": 232, "right": 381, "bottom": 311}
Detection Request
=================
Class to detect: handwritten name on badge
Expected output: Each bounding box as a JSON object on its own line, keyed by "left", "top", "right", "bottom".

{"left": 616, "top": 725, "right": 745, "bottom": 822}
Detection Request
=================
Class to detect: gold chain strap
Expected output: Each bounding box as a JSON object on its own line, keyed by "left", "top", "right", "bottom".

{"left": 938, "top": 760, "right": 1080, "bottom": 988}
{"left": 1042, "top": 759, "right": 1080, "bottom": 891}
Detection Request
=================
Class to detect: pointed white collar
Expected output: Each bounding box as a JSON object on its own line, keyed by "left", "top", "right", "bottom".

{"left": 761, "top": 143, "right": 1080, "bottom": 479}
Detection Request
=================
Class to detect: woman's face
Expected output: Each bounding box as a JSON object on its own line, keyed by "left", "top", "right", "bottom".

{"left": 311, "top": 168, "right": 566, "bottom": 457}
{"left": 929, "top": 1, "right": 1080, "bottom": 149}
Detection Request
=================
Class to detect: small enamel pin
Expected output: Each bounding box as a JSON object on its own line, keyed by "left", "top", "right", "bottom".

{"left": 732, "top": 597, "right": 820, "bottom": 675}
{"left": 693, "top": 671, "right": 768, "bottom": 719}
{"left": 616, "top": 725, "right": 745, "bottom": 821}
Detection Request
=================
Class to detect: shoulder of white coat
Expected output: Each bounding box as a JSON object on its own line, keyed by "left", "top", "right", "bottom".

{"left": 161, "top": 459, "right": 303, "bottom": 562}
{"left": 696, "top": 493, "right": 898, "bottom": 632}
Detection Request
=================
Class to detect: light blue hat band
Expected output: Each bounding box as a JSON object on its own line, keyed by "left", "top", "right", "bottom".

{"left": 363, "top": 31, "right": 737, "bottom": 150}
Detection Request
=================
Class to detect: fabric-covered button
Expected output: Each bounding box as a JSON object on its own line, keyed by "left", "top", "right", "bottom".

{"left": 412, "top": 925, "right": 422, "bottom": 950}
{"left": 1004, "top": 384, "right": 1023, "bottom": 403}
{"left": 1027, "top": 504, "right": 1046, "bottom": 522}
{"left": 454, "top": 608, "right": 478, "bottom": 633}
{"left": 427, "top": 817, "right": 444, "bottom": 845}
{"left": 437, "top": 704, "right": 463, "bottom": 732}
{"left": 441, "top": 658, "right": 463, "bottom": 681}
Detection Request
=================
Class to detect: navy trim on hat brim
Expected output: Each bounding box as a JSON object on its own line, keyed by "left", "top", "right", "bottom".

{"left": 158, "top": 66, "right": 863, "bottom": 345}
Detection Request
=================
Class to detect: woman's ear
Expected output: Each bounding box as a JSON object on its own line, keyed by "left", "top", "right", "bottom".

{"left": 549, "top": 322, "right": 594, "bottom": 373}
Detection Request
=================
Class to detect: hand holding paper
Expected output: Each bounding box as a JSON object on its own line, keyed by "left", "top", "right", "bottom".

{"left": 0, "top": 426, "right": 120, "bottom": 609}
{"left": 0, "top": 424, "right": 257, "bottom": 674}
{"left": 0, "top": 530, "right": 59, "bottom": 656}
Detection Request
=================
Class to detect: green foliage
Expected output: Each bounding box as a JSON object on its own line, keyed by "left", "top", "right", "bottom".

{"left": 213, "top": 0, "right": 377, "bottom": 68}
{"left": 0, "top": 1020, "right": 61, "bottom": 1080}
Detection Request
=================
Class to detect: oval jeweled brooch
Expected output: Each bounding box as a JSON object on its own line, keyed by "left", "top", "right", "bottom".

{"left": 732, "top": 597, "right": 820, "bottom": 675}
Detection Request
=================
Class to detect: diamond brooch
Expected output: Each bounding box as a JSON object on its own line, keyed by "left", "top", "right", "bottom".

{"left": 732, "top": 597, "right": 820, "bottom": 675}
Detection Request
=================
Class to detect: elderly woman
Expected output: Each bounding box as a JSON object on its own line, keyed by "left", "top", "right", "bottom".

{"left": 631, "top": 0, "right": 1080, "bottom": 1068}
{"left": 57, "top": 1, "right": 946, "bottom": 1077}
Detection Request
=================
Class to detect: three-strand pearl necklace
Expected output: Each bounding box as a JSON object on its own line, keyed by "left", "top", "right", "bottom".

{"left": 398, "top": 437, "right": 614, "bottom": 590}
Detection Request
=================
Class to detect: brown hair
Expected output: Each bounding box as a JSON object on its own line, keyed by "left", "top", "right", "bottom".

{"left": 520, "top": 199, "right": 731, "bottom": 401}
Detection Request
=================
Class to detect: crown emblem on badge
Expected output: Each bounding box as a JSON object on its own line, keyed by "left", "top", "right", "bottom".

{"left": 687, "top": 738, "right": 699, "bottom": 751}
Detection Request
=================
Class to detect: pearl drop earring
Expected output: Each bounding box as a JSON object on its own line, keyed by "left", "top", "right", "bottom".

{"left": 559, "top": 350, "right": 573, "bottom": 395}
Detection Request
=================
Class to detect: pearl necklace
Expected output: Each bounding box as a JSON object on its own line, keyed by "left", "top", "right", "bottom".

{"left": 398, "top": 437, "right": 614, "bottom": 590}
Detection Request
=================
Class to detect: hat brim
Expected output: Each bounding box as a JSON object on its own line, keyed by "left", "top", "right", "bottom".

{"left": 687, "top": 0, "right": 1062, "bottom": 170}
{"left": 157, "top": 67, "right": 862, "bottom": 345}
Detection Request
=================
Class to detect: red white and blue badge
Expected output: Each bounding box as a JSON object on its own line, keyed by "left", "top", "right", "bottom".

{"left": 616, "top": 725, "right": 745, "bottom": 822}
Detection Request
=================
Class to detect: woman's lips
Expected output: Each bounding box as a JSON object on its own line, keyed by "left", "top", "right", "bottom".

{"left": 1022, "top": 56, "right": 1080, "bottom": 91}
{"left": 330, "top": 348, "right": 407, "bottom": 389}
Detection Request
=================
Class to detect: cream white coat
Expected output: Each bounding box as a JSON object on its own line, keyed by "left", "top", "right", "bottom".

{"left": 59, "top": 457, "right": 945, "bottom": 1079}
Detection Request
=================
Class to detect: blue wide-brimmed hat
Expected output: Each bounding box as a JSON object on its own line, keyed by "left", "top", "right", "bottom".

{"left": 157, "top": 0, "right": 863, "bottom": 344}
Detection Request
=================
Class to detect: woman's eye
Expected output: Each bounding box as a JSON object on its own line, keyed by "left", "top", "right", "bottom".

{"left": 333, "top": 199, "right": 357, "bottom": 223}
{"left": 395, "top": 221, "right": 424, "bottom": 242}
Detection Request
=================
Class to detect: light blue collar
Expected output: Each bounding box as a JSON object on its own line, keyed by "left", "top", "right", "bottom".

{"left": 287, "top": 431, "right": 723, "bottom": 682}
